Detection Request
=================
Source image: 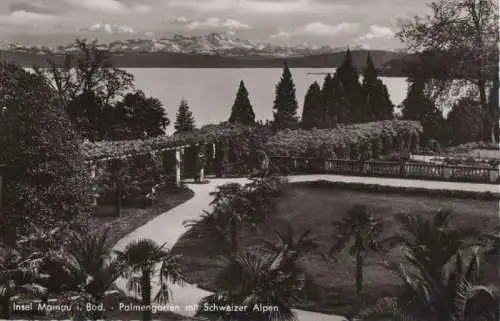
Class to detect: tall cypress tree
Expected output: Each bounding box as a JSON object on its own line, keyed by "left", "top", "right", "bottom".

{"left": 321, "top": 73, "right": 338, "bottom": 128}
{"left": 174, "top": 99, "right": 196, "bottom": 134}
{"left": 336, "top": 48, "right": 363, "bottom": 123}
{"left": 273, "top": 60, "right": 299, "bottom": 129}
{"left": 228, "top": 80, "right": 255, "bottom": 125}
{"left": 331, "top": 73, "right": 350, "bottom": 124}
{"left": 362, "top": 54, "right": 394, "bottom": 121}
{"left": 401, "top": 78, "right": 445, "bottom": 144}
{"left": 301, "top": 82, "right": 323, "bottom": 129}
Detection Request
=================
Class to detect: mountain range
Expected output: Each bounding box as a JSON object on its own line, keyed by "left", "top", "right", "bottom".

{"left": 0, "top": 32, "right": 410, "bottom": 75}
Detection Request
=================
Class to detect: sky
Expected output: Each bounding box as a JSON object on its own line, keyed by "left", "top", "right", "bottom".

{"left": 0, "top": 0, "right": 432, "bottom": 48}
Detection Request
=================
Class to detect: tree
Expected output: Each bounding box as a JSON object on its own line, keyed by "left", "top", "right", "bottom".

{"left": 174, "top": 99, "right": 196, "bottom": 134}
{"left": 328, "top": 204, "right": 382, "bottom": 294}
{"left": 401, "top": 78, "right": 447, "bottom": 145}
{"left": 336, "top": 49, "right": 363, "bottom": 123}
{"left": 382, "top": 210, "right": 484, "bottom": 283}
{"left": 446, "top": 98, "right": 484, "bottom": 145}
{"left": 301, "top": 82, "right": 324, "bottom": 129}
{"left": 228, "top": 81, "right": 256, "bottom": 126}
{"left": 273, "top": 60, "right": 299, "bottom": 129}
{"left": 196, "top": 249, "right": 303, "bottom": 321}
{"left": 113, "top": 90, "right": 169, "bottom": 140}
{"left": 67, "top": 90, "right": 105, "bottom": 142}
{"left": 397, "top": 0, "right": 499, "bottom": 143}
{"left": 357, "top": 248, "right": 499, "bottom": 321}
{"left": 362, "top": 54, "right": 394, "bottom": 121}
{"left": 52, "top": 228, "right": 125, "bottom": 320}
{"left": 320, "top": 73, "right": 338, "bottom": 127}
{"left": 34, "top": 38, "right": 135, "bottom": 109}
{"left": 331, "top": 73, "right": 351, "bottom": 124}
{"left": 117, "top": 239, "right": 185, "bottom": 321}
{"left": 0, "top": 63, "right": 92, "bottom": 235}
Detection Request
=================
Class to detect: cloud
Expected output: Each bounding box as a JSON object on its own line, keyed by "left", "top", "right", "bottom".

{"left": 2, "top": 10, "right": 57, "bottom": 24}
{"left": 186, "top": 17, "right": 221, "bottom": 30}
{"left": 80, "top": 23, "right": 136, "bottom": 34}
{"left": 270, "top": 31, "right": 292, "bottom": 40}
{"left": 169, "top": 16, "right": 252, "bottom": 30}
{"left": 60, "top": 0, "right": 150, "bottom": 14}
{"left": 222, "top": 19, "right": 251, "bottom": 29}
{"left": 8, "top": 2, "right": 58, "bottom": 15}
{"left": 357, "top": 25, "right": 394, "bottom": 41}
{"left": 295, "top": 22, "right": 360, "bottom": 36}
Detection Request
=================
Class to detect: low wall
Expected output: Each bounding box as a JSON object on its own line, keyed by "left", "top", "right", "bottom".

{"left": 268, "top": 157, "right": 499, "bottom": 184}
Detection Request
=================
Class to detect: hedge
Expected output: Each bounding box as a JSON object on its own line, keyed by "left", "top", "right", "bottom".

{"left": 264, "top": 120, "right": 423, "bottom": 159}
{"left": 292, "top": 180, "right": 500, "bottom": 201}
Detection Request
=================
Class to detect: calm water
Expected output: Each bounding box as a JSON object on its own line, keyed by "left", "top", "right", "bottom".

{"left": 127, "top": 68, "right": 409, "bottom": 134}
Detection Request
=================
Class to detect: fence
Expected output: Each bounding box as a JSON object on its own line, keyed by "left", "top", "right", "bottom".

{"left": 265, "top": 156, "right": 499, "bottom": 184}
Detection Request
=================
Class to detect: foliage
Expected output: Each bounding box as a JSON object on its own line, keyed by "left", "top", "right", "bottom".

{"left": 116, "top": 239, "right": 185, "bottom": 321}
{"left": 265, "top": 120, "right": 423, "bottom": 159}
{"left": 397, "top": 0, "right": 499, "bottom": 143}
{"left": 111, "top": 90, "right": 169, "bottom": 140}
{"left": 357, "top": 247, "right": 498, "bottom": 320}
{"left": 328, "top": 205, "right": 382, "bottom": 293}
{"left": 320, "top": 73, "right": 340, "bottom": 127}
{"left": 0, "top": 63, "right": 93, "bottom": 234}
{"left": 297, "top": 180, "right": 500, "bottom": 201}
{"left": 47, "top": 228, "right": 125, "bottom": 320}
{"left": 183, "top": 175, "right": 288, "bottom": 255}
{"left": 174, "top": 99, "right": 196, "bottom": 134}
{"left": 228, "top": 80, "right": 256, "bottom": 126}
{"left": 82, "top": 122, "right": 269, "bottom": 162}
{"left": 401, "top": 78, "right": 447, "bottom": 145}
{"left": 362, "top": 54, "right": 394, "bottom": 121}
{"left": 382, "top": 210, "right": 485, "bottom": 283}
{"left": 336, "top": 49, "right": 363, "bottom": 123}
{"left": 196, "top": 248, "right": 303, "bottom": 321}
{"left": 301, "top": 82, "right": 324, "bottom": 129}
{"left": 34, "top": 38, "right": 135, "bottom": 108}
{"left": 96, "top": 153, "right": 166, "bottom": 209}
{"left": 446, "top": 98, "right": 484, "bottom": 145}
{"left": 273, "top": 60, "right": 299, "bottom": 130}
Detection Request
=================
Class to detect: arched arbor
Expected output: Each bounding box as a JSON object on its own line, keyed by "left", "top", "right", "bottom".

{"left": 81, "top": 124, "right": 258, "bottom": 205}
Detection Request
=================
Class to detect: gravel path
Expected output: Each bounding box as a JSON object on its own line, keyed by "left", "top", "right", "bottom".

{"left": 113, "top": 175, "right": 499, "bottom": 321}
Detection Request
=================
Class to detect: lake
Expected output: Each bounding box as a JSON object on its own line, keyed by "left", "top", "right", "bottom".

{"left": 127, "top": 68, "right": 409, "bottom": 134}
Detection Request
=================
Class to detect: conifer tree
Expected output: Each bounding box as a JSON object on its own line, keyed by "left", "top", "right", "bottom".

{"left": 401, "top": 79, "right": 445, "bottom": 144}
{"left": 362, "top": 54, "right": 394, "bottom": 121}
{"left": 174, "top": 99, "right": 196, "bottom": 134}
{"left": 336, "top": 48, "right": 363, "bottom": 123}
{"left": 228, "top": 80, "right": 255, "bottom": 125}
{"left": 301, "top": 82, "right": 323, "bottom": 129}
{"left": 321, "top": 73, "right": 338, "bottom": 127}
{"left": 273, "top": 60, "right": 299, "bottom": 129}
{"left": 331, "top": 73, "right": 350, "bottom": 124}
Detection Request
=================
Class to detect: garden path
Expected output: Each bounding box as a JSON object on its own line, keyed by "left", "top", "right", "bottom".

{"left": 113, "top": 175, "right": 499, "bottom": 321}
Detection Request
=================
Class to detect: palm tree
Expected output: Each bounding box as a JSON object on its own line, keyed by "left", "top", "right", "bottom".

{"left": 52, "top": 228, "right": 125, "bottom": 319}
{"left": 260, "top": 223, "right": 318, "bottom": 267}
{"left": 328, "top": 204, "right": 382, "bottom": 294}
{"left": 116, "top": 239, "right": 185, "bottom": 321}
{"left": 196, "top": 249, "right": 303, "bottom": 321}
{"left": 382, "top": 210, "right": 484, "bottom": 282}
{"left": 183, "top": 210, "right": 232, "bottom": 255}
{"left": 355, "top": 247, "right": 499, "bottom": 321}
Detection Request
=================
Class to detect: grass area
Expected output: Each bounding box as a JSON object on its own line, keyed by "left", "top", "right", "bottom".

{"left": 12, "top": 186, "right": 195, "bottom": 321}
{"left": 172, "top": 182, "right": 499, "bottom": 317}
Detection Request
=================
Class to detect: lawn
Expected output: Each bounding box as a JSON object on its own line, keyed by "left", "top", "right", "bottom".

{"left": 172, "top": 182, "right": 499, "bottom": 317}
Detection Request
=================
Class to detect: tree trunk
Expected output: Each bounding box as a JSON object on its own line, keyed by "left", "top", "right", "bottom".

{"left": 141, "top": 270, "right": 152, "bottom": 321}
{"left": 1, "top": 294, "right": 11, "bottom": 319}
{"left": 355, "top": 251, "right": 364, "bottom": 294}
